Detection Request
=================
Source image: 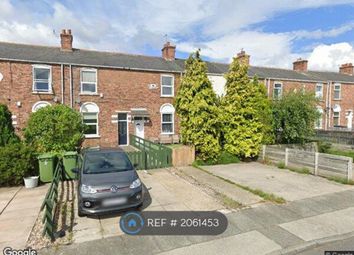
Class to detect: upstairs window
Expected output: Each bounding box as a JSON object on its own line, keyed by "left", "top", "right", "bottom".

{"left": 273, "top": 83, "right": 282, "bottom": 99}
{"left": 334, "top": 83, "right": 341, "bottom": 100}
{"left": 33, "top": 66, "right": 51, "bottom": 92}
{"left": 161, "top": 75, "right": 174, "bottom": 97}
{"left": 315, "top": 83, "right": 323, "bottom": 99}
{"left": 81, "top": 69, "right": 97, "bottom": 94}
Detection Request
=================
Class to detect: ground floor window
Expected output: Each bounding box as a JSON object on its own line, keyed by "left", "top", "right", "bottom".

{"left": 80, "top": 102, "right": 99, "bottom": 137}
{"left": 333, "top": 112, "right": 340, "bottom": 126}
{"left": 160, "top": 103, "right": 175, "bottom": 134}
{"left": 315, "top": 107, "right": 323, "bottom": 129}
{"left": 32, "top": 101, "right": 51, "bottom": 112}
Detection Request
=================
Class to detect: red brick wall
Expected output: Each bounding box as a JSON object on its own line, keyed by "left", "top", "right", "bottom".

{"left": 0, "top": 60, "right": 180, "bottom": 147}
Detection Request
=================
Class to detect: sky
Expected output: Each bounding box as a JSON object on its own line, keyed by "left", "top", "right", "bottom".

{"left": 1, "top": 0, "right": 354, "bottom": 71}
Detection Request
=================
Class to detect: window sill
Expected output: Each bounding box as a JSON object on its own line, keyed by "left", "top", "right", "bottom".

{"left": 160, "top": 95, "right": 174, "bottom": 98}
{"left": 32, "top": 91, "right": 53, "bottom": 95}
{"left": 161, "top": 132, "right": 175, "bottom": 135}
{"left": 84, "top": 135, "right": 101, "bottom": 139}
{"left": 333, "top": 98, "right": 342, "bottom": 101}
{"left": 80, "top": 93, "right": 99, "bottom": 96}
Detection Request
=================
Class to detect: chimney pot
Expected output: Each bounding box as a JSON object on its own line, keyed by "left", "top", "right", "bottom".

{"left": 293, "top": 58, "right": 308, "bottom": 72}
{"left": 60, "top": 28, "right": 73, "bottom": 52}
{"left": 339, "top": 63, "right": 353, "bottom": 75}
{"left": 162, "top": 41, "right": 176, "bottom": 61}
{"left": 236, "top": 49, "right": 250, "bottom": 65}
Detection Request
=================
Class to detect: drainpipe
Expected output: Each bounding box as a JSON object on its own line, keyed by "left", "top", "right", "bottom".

{"left": 69, "top": 64, "right": 73, "bottom": 108}
{"left": 61, "top": 64, "right": 64, "bottom": 104}
{"left": 327, "top": 81, "right": 332, "bottom": 129}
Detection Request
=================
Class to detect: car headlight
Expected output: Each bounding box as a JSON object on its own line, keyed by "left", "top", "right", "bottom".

{"left": 81, "top": 184, "right": 97, "bottom": 194}
{"left": 130, "top": 178, "right": 141, "bottom": 189}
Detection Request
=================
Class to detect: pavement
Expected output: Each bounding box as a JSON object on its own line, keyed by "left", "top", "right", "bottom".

{"left": 0, "top": 184, "right": 48, "bottom": 250}
{"left": 72, "top": 168, "right": 225, "bottom": 243}
{"left": 297, "top": 235, "right": 354, "bottom": 255}
{"left": 39, "top": 188, "right": 354, "bottom": 255}
{"left": 203, "top": 162, "right": 354, "bottom": 201}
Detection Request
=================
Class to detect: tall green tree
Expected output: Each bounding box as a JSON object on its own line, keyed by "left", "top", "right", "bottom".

{"left": 222, "top": 58, "right": 273, "bottom": 158}
{"left": 273, "top": 91, "right": 319, "bottom": 144}
{"left": 0, "top": 104, "right": 19, "bottom": 146}
{"left": 174, "top": 50, "right": 221, "bottom": 161}
{"left": 24, "top": 104, "right": 86, "bottom": 153}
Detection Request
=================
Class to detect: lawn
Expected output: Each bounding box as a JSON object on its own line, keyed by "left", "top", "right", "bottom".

{"left": 194, "top": 151, "right": 240, "bottom": 166}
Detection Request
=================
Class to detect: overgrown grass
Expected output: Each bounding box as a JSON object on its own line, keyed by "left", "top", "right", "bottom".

{"left": 195, "top": 151, "right": 240, "bottom": 166}
{"left": 192, "top": 164, "right": 286, "bottom": 204}
{"left": 277, "top": 163, "right": 311, "bottom": 175}
{"left": 326, "top": 149, "right": 354, "bottom": 160}
{"left": 277, "top": 161, "right": 286, "bottom": 169}
{"left": 327, "top": 176, "right": 354, "bottom": 185}
{"left": 215, "top": 191, "right": 242, "bottom": 209}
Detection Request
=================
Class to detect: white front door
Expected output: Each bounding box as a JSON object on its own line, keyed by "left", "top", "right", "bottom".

{"left": 135, "top": 120, "right": 144, "bottom": 139}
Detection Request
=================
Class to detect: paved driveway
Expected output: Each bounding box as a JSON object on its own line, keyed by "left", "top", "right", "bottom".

{"left": 73, "top": 168, "right": 225, "bottom": 243}
{"left": 203, "top": 162, "right": 354, "bottom": 201}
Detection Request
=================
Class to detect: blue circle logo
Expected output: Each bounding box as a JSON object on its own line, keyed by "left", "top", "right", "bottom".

{"left": 120, "top": 212, "right": 144, "bottom": 235}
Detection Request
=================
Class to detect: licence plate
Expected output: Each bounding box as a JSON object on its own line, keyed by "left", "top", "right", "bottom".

{"left": 102, "top": 197, "right": 127, "bottom": 206}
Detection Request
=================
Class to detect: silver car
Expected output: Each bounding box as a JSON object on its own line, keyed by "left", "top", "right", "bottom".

{"left": 73, "top": 148, "right": 144, "bottom": 217}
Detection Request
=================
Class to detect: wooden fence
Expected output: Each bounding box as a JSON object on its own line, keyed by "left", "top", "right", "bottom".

{"left": 40, "top": 158, "right": 63, "bottom": 240}
{"left": 128, "top": 134, "right": 172, "bottom": 170}
{"left": 261, "top": 145, "right": 353, "bottom": 181}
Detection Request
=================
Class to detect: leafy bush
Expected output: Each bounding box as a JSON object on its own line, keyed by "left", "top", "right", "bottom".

{"left": 194, "top": 151, "right": 240, "bottom": 165}
{"left": 174, "top": 51, "right": 221, "bottom": 161}
{"left": 221, "top": 58, "right": 273, "bottom": 159}
{"left": 277, "top": 161, "right": 286, "bottom": 169}
{"left": 0, "top": 143, "right": 37, "bottom": 186}
{"left": 0, "top": 104, "right": 19, "bottom": 146}
{"left": 272, "top": 91, "right": 319, "bottom": 144}
{"left": 24, "top": 105, "right": 85, "bottom": 153}
{"left": 317, "top": 140, "right": 332, "bottom": 153}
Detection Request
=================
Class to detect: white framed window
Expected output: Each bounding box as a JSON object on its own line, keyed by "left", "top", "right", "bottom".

{"left": 32, "top": 101, "right": 51, "bottom": 112}
{"left": 160, "top": 103, "right": 175, "bottom": 134}
{"left": 161, "top": 74, "right": 174, "bottom": 97}
{"left": 315, "top": 83, "right": 323, "bottom": 99}
{"left": 80, "top": 69, "right": 97, "bottom": 94}
{"left": 273, "top": 82, "right": 282, "bottom": 99}
{"left": 334, "top": 83, "right": 341, "bottom": 100}
{"left": 33, "top": 65, "right": 52, "bottom": 93}
{"left": 315, "top": 107, "right": 323, "bottom": 129}
{"left": 333, "top": 104, "right": 341, "bottom": 127}
{"left": 80, "top": 102, "right": 99, "bottom": 137}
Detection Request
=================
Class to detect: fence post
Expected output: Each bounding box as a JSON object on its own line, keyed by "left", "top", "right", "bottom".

{"left": 314, "top": 152, "right": 319, "bottom": 176}
{"left": 262, "top": 145, "right": 266, "bottom": 160}
{"left": 347, "top": 157, "right": 353, "bottom": 181}
{"left": 285, "top": 148, "right": 289, "bottom": 167}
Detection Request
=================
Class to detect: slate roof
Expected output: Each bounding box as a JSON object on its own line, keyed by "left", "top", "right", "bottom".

{"left": 0, "top": 41, "right": 354, "bottom": 83}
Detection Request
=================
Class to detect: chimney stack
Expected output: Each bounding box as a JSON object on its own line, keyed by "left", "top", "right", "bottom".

{"left": 162, "top": 42, "right": 176, "bottom": 61}
{"left": 60, "top": 29, "right": 73, "bottom": 52}
{"left": 236, "top": 50, "right": 250, "bottom": 65}
{"left": 339, "top": 63, "right": 353, "bottom": 75}
{"left": 293, "top": 58, "right": 308, "bottom": 72}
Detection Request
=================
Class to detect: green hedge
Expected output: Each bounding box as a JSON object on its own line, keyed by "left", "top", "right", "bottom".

{"left": 0, "top": 143, "right": 37, "bottom": 186}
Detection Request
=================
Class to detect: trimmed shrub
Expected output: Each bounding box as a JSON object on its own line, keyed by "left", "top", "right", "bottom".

{"left": 24, "top": 104, "right": 85, "bottom": 153}
{"left": 0, "top": 143, "right": 37, "bottom": 186}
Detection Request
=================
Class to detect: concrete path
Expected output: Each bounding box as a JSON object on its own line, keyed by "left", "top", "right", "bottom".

{"left": 177, "top": 166, "right": 262, "bottom": 206}
{"left": 72, "top": 168, "right": 225, "bottom": 243}
{"left": 39, "top": 189, "right": 354, "bottom": 255}
{"left": 0, "top": 185, "right": 48, "bottom": 250}
{"left": 203, "top": 162, "right": 354, "bottom": 201}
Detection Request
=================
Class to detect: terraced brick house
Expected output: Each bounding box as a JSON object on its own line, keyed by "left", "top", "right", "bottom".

{"left": 0, "top": 29, "right": 353, "bottom": 147}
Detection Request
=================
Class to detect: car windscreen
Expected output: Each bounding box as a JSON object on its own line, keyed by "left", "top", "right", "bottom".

{"left": 83, "top": 152, "right": 134, "bottom": 174}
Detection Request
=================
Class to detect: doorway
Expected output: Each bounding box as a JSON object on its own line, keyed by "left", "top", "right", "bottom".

{"left": 135, "top": 119, "right": 145, "bottom": 139}
{"left": 118, "top": 113, "right": 128, "bottom": 145}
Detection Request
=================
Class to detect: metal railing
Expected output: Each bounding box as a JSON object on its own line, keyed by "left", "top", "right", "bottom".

{"left": 40, "top": 158, "right": 63, "bottom": 240}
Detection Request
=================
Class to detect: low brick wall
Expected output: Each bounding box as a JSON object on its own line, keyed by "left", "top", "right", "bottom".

{"left": 172, "top": 145, "right": 195, "bottom": 167}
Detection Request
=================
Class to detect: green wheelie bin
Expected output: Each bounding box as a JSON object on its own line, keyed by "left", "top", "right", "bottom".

{"left": 63, "top": 151, "right": 78, "bottom": 179}
{"left": 38, "top": 153, "right": 56, "bottom": 183}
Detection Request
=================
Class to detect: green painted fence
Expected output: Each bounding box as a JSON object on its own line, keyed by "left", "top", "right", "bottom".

{"left": 128, "top": 134, "right": 172, "bottom": 170}
{"left": 40, "top": 158, "right": 63, "bottom": 240}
